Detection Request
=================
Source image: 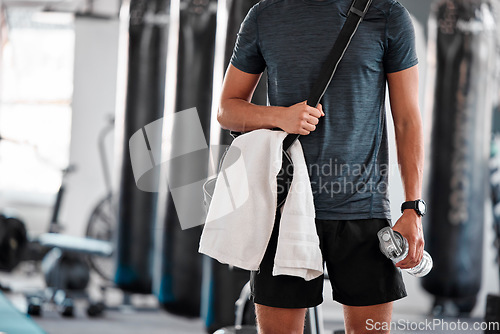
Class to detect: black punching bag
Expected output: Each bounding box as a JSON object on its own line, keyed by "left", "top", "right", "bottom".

{"left": 422, "top": 0, "right": 497, "bottom": 316}
{"left": 489, "top": 0, "right": 500, "bottom": 286}
{"left": 487, "top": 2, "right": 500, "bottom": 326}
{"left": 155, "top": 0, "right": 218, "bottom": 317}
{"left": 201, "top": 0, "right": 266, "bottom": 332}
{"left": 114, "top": 0, "right": 170, "bottom": 294}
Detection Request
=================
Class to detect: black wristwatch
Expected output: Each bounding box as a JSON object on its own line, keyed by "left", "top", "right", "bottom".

{"left": 401, "top": 199, "right": 427, "bottom": 217}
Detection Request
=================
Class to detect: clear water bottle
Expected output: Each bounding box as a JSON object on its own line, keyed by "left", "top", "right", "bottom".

{"left": 377, "top": 226, "right": 433, "bottom": 277}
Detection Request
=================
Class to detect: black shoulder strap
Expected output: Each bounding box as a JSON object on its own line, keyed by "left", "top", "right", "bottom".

{"left": 282, "top": 0, "right": 373, "bottom": 152}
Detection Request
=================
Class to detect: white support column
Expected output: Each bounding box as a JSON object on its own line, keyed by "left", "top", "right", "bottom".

{"left": 59, "top": 16, "right": 119, "bottom": 236}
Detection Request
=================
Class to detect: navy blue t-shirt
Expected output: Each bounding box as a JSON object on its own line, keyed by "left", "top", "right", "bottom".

{"left": 230, "top": 0, "right": 418, "bottom": 220}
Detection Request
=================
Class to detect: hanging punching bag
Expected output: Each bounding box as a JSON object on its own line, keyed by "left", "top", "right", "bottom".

{"left": 114, "top": 0, "right": 170, "bottom": 294}
{"left": 489, "top": 0, "right": 500, "bottom": 283}
{"left": 422, "top": 0, "right": 497, "bottom": 316}
{"left": 201, "top": 1, "right": 266, "bottom": 331}
{"left": 154, "top": 0, "right": 218, "bottom": 317}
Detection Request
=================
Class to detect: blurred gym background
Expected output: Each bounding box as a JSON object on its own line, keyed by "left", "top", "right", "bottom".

{"left": 0, "top": 0, "right": 499, "bottom": 333}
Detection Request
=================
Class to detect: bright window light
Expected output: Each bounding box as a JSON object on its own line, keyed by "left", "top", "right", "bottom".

{"left": 0, "top": 8, "right": 74, "bottom": 197}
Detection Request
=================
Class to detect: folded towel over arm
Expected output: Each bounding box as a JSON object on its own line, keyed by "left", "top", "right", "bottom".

{"left": 199, "top": 129, "right": 323, "bottom": 281}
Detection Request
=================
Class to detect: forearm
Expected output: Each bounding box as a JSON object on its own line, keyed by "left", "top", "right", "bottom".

{"left": 218, "top": 98, "right": 285, "bottom": 132}
{"left": 394, "top": 117, "right": 424, "bottom": 201}
{"left": 218, "top": 65, "right": 323, "bottom": 134}
{"left": 388, "top": 66, "right": 425, "bottom": 268}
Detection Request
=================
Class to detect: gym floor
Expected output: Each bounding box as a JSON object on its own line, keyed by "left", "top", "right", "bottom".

{"left": 0, "top": 264, "right": 488, "bottom": 334}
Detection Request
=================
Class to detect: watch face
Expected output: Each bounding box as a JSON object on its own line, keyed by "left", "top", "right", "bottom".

{"left": 417, "top": 200, "right": 427, "bottom": 215}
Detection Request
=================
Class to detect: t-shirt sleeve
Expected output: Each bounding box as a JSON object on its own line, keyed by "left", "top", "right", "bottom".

{"left": 229, "top": 5, "right": 266, "bottom": 74}
{"left": 383, "top": 3, "right": 419, "bottom": 73}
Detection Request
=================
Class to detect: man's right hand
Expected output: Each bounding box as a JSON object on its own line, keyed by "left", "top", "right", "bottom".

{"left": 218, "top": 66, "right": 325, "bottom": 133}
{"left": 278, "top": 101, "right": 324, "bottom": 135}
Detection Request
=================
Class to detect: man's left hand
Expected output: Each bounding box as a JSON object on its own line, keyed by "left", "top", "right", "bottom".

{"left": 392, "top": 210, "right": 424, "bottom": 269}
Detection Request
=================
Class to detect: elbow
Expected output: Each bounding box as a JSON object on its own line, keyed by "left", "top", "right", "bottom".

{"left": 393, "top": 112, "right": 423, "bottom": 134}
{"left": 217, "top": 111, "right": 228, "bottom": 130}
{"left": 217, "top": 103, "right": 230, "bottom": 130}
{"left": 394, "top": 119, "right": 415, "bottom": 133}
{"left": 218, "top": 97, "right": 248, "bottom": 132}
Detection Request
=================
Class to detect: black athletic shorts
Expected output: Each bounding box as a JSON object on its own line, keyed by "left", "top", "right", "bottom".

{"left": 250, "top": 210, "right": 407, "bottom": 308}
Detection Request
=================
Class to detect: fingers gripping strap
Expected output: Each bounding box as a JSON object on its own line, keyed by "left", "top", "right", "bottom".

{"left": 282, "top": 0, "right": 373, "bottom": 152}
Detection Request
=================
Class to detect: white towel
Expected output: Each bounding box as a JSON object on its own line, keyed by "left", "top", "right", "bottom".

{"left": 199, "top": 129, "right": 323, "bottom": 281}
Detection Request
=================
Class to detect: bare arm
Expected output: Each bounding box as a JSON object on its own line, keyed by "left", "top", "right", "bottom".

{"left": 387, "top": 65, "right": 425, "bottom": 269}
{"left": 218, "top": 64, "right": 323, "bottom": 134}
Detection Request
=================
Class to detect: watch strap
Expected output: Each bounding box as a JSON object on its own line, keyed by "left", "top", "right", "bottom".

{"left": 401, "top": 200, "right": 417, "bottom": 213}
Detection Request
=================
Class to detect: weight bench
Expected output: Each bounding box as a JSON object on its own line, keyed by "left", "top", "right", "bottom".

{"left": 0, "top": 291, "right": 46, "bottom": 334}
{"left": 36, "top": 233, "right": 113, "bottom": 257}
{"left": 26, "top": 233, "right": 113, "bottom": 317}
